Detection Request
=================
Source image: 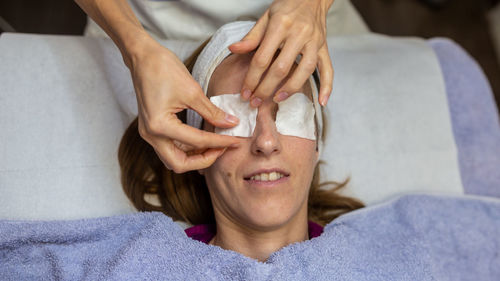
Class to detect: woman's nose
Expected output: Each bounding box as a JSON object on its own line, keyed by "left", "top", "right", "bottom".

{"left": 250, "top": 103, "right": 281, "bottom": 156}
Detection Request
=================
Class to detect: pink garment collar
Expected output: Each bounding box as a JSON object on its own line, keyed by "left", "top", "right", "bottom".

{"left": 185, "top": 221, "right": 324, "bottom": 244}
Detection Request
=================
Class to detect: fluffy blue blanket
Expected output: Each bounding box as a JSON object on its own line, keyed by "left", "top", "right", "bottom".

{"left": 1, "top": 194, "right": 499, "bottom": 280}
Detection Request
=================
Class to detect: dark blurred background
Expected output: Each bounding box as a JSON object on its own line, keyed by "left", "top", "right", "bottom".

{"left": 1, "top": 0, "right": 499, "bottom": 109}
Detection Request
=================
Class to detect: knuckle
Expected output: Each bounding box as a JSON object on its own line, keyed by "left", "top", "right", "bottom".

{"left": 274, "top": 61, "right": 289, "bottom": 77}
{"left": 147, "top": 118, "right": 165, "bottom": 135}
{"left": 169, "top": 162, "right": 184, "bottom": 174}
{"left": 303, "top": 59, "right": 317, "bottom": 72}
{"left": 297, "top": 24, "right": 312, "bottom": 35}
{"left": 278, "top": 14, "right": 293, "bottom": 28}
{"left": 253, "top": 54, "right": 269, "bottom": 69}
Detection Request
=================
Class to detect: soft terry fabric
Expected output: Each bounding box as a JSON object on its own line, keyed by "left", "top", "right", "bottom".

{"left": 210, "top": 93, "right": 316, "bottom": 140}
{"left": 185, "top": 220, "right": 324, "bottom": 244}
{"left": 1, "top": 194, "right": 499, "bottom": 280}
{"left": 430, "top": 38, "right": 500, "bottom": 199}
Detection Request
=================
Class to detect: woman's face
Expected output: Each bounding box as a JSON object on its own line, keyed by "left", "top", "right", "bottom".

{"left": 200, "top": 52, "right": 319, "bottom": 230}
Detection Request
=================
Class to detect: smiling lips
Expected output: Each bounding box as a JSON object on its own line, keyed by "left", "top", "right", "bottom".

{"left": 244, "top": 169, "right": 290, "bottom": 182}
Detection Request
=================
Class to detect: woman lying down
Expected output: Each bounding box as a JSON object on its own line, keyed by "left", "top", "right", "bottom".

{"left": 1, "top": 22, "right": 499, "bottom": 280}
{"left": 119, "top": 21, "right": 364, "bottom": 263}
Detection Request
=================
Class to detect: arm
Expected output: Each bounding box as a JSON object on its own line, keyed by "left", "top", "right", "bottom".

{"left": 74, "top": 0, "right": 149, "bottom": 67}
{"left": 75, "top": 0, "right": 241, "bottom": 173}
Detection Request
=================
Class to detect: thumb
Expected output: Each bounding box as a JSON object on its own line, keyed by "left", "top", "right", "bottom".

{"left": 229, "top": 10, "right": 269, "bottom": 53}
{"left": 190, "top": 94, "right": 239, "bottom": 129}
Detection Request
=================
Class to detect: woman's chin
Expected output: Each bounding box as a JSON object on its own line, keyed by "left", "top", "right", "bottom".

{"left": 240, "top": 208, "right": 293, "bottom": 231}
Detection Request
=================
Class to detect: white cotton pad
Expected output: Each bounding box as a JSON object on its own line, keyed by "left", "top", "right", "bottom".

{"left": 210, "top": 93, "right": 257, "bottom": 137}
{"left": 210, "top": 93, "right": 316, "bottom": 140}
{"left": 275, "top": 93, "right": 316, "bottom": 140}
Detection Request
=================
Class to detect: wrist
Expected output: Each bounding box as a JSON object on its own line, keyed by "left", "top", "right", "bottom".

{"left": 119, "top": 30, "right": 157, "bottom": 70}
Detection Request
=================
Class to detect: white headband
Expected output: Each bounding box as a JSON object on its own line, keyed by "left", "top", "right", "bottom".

{"left": 187, "top": 21, "right": 324, "bottom": 156}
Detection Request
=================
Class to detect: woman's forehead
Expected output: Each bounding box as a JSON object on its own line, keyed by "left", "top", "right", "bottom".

{"left": 207, "top": 53, "right": 313, "bottom": 100}
{"left": 207, "top": 54, "right": 249, "bottom": 97}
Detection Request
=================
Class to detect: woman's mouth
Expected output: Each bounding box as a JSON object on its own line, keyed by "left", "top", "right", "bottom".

{"left": 243, "top": 169, "right": 290, "bottom": 187}
{"left": 249, "top": 171, "right": 285, "bottom": 181}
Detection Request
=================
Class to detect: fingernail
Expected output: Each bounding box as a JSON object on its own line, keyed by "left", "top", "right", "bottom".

{"left": 322, "top": 94, "right": 330, "bottom": 106}
{"left": 229, "top": 142, "right": 240, "bottom": 148}
{"left": 225, "top": 113, "right": 239, "bottom": 124}
{"left": 274, "top": 91, "right": 289, "bottom": 102}
{"left": 242, "top": 89, "right": 252, "bottom": 100}
{"left": 250, "top": 97, "right": 262, "bottom": 107}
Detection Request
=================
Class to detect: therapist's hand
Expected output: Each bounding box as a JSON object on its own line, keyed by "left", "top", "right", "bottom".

{"left": 126, "top": 39, "right": 241, "bottom": 173}
{"left": 229, "top": 0, "right": 334, "bottom": 107}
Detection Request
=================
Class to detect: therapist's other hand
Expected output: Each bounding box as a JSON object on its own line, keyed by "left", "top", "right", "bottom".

{"left": 125, "top": 39, "right": 241, "bottom": 173}
{"left": 229, "top": 0, "right": 334, "bottom": 107}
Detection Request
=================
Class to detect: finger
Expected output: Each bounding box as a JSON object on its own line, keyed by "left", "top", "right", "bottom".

{"left": 156, "top": 138, "right": 227, "bottom": 173}
{"left": 180, "top": 147, "right": 227, "bottom": 173}
{"left": 275, "top": 43, "right": 318, "bottom": 99}
{"left": 240, "top": 21, "right": 287, "bottom": 102}
{"left": 174, "top": 140, "right": 224, "bottom": 157}
{"left": 146, "top": 122, "right": 227, "bottom": 172}
{"left": 249, "top": 36, "right": 305, "bottom": 104}
{"left": 173, "top": 139, "right": 196, "bottom": 152}
{"left": 144, "top": 114, "right": 240, "bottom": 150}
{"left": 189, "top": 93, "right": 239, "bottom": 129}
{"left": 317, "top": 44, "right": 333, "bottom": 106}
{"left": 229, "top": 10, "right": 269, "bottom": 54}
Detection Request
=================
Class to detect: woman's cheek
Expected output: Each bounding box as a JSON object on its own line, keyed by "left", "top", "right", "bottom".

{"left": 212, "top": 147, "right": 241, "bottom": 178}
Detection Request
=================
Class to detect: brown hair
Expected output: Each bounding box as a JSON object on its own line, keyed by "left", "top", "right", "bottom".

{"left": 118, "top": 39, "right": 364, "bottom": 227}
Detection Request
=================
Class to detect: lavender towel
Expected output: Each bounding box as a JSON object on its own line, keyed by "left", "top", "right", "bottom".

{"left": 431, "top": 39, "right": 500, "bottom": 198}
{"left": 1, "top": 194, "right": 499, "bottom": 280}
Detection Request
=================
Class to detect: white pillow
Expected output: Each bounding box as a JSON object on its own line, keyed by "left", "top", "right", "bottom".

{"left": 321, "top": 34, "right": 463, "bottom": 205}
{"left": 0, "top": 34, "right": 137, "bottom": 220}
{"left": 0, "top": 33, "right": 463, "bottom": 221}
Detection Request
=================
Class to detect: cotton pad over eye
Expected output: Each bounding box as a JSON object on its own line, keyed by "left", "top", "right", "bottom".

{"left": 275, "top": 93, "right": 316, "bottom": 140}
{"left": 210, "top": 93, "right": 316, "bottom": 140}
{"left": 210, "top": 94, "right": 257, "bottom": 137}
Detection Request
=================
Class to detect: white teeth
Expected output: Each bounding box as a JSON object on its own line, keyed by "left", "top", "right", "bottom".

{"left": 249, "top": 172, "right": 285, "bottom": 181}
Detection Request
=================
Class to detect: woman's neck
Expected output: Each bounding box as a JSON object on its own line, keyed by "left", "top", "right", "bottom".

{"left": 210, "top": 205, "right": 309, "bottom": 262}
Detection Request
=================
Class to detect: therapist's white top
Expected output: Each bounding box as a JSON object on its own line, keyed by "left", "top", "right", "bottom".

{"left": 84, "top": 0, "right": 369, "bottom": 41}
